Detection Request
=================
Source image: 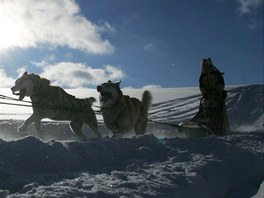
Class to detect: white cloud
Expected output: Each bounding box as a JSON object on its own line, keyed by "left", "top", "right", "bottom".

{"left": 142, "top": 84, "right": 162, "bottom": 89}
{"left": 36, "top": 62, "right": 125, "bottom": 88}
{"left": 31, "top": 55, "right": 57, "bottom": 68}
{"left": 17, "top": 67, "right": 27, "bottom": 77}
{"left": 123, "top": 84, "right": 162, "bottom": 89}
{"left": 96, "top": 21, "right": 116, "bottom": 34}
{"left": 143, "top": 43, "right": 158, "bottom": 52}
{"left": 123, "top": 86, "right": 135, "bottom": 89}
{"left": 0, "top": 0, "right": 114, "bottom": 54}
{"left": 237, "top": 0, "right": 264, "bottom": 15}
{"left": 123, "top": 84, "right": 162, "bottom": 90}
{"left": 0, "top": 67, "right": 15, "bottom": 88}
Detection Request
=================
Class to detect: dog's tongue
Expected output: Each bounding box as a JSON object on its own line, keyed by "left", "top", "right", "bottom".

{"left": 19, "top": 94, "right": 25, "bottom": 101}
{"left": 18, "top": 89, "right": 26, "bottom": 101}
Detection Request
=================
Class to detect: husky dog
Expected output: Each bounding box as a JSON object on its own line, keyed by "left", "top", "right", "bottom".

{"left": 11, "top": 72, "right": 100, "bottom": 139}
{"left": 97, "top": 80, "right": 152, "bottom": 136}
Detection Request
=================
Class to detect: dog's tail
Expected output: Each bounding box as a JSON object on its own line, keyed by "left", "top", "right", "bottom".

{"left": 141, "top": 90, "right": 152, "bottom": 111}
{"left": 85, "top": 97, "right": 97, "bottom": 106}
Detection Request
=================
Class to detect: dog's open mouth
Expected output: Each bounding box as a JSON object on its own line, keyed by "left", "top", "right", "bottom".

{"left": 12, "top": 88, "right": 26, "bottom": 101}
{"left": 97, "top": 86, "right": 115, "bottom": 103}
{"left": 99, "top": 92, "right": 113, "bottom": 102}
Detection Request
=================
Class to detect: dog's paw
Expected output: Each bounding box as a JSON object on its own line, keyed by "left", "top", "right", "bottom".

{"left": 112, "top": 133, "right": 123, "bottom": 138}
{"left": 96, "top": 133, "right": 102, "bottom": 138}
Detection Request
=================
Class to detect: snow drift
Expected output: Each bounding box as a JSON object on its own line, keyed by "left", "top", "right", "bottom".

{"left": 0, "top": 84, "right": 263, "bottom": 198}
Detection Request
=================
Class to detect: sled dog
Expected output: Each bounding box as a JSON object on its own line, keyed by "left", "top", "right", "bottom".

{"left": 97, "top": 80, "right": 152, "bottom": 136}
{"left": 11, "top": 72, "right": 100, "bottom": 139}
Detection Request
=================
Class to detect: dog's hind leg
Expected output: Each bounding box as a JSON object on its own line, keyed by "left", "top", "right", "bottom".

{"left": 86, "top": 121, "right": 100, "bottom": 137}
{"left": 70, "top": 121, "right": 86, "bottom": 140}
{"left": 34, "top": 118, "right": 41, "bottom": 131}
{"left": 84, "top": 112, "right": 101, "bottom": 137}
{"left": 135, "top": 113, "right": 148, "bottom": 135}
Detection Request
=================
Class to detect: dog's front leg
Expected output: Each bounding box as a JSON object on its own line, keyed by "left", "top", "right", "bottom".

{"left": 34, "top": 118, "right": 41, "bottom": 131}
{"left": 106, "top": 122, "right": 124, "bottom": 137}
{"left": 18, "top": 114, "right": 35, "bottom": 132}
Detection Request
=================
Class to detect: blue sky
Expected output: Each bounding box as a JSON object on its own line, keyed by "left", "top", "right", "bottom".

{"left": 0, "top": 0, "right": 263, "bottom": 89}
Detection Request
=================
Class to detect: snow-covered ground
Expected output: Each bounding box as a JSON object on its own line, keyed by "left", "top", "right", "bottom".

{"left": 0, "top": 84, "right": 263, "bottom": 198}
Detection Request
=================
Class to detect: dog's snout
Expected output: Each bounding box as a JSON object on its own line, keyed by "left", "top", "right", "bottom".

{"left": 97, "top": 85, "right": 102, "bottom": 92}
{"left": 11, "top": 86, "right": 15, "bottom": 92}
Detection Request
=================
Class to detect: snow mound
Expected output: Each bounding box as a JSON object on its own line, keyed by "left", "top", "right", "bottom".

{"left": 0, "top": 133, "right": 264, "bottom": 197}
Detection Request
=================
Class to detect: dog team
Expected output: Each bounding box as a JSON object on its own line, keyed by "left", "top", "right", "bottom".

{"left": 11, "top": 72, "right": 152, "bottom": 140}
{"left": 10, "top": 58, "right": 227, "bottom": 139}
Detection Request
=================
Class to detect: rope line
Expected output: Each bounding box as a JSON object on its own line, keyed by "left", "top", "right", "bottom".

{"left": 0, "top": 94, "right": 178, "bottom": 126}
{"left": 0, "top": 93, "right": 102, "bottom": 114}
{"left": 0, "top": 94, "right": 32, "bottom": 104}
{"left": 148, "top": 119, "right": 181, "bottom": 129}
{"left": 0, "top": 101, "right": 32, "bottom": 108}
{"left": 0, "top": 94, "right": 210, "bottom": 131}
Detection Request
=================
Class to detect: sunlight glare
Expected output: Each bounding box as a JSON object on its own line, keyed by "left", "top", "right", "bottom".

{"left": 0, "top": 6, "right": 33, "bottom": 50}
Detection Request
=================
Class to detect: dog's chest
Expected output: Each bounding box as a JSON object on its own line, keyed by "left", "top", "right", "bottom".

{"left": 101, "top": 105, "right": 123, "bottom": 123}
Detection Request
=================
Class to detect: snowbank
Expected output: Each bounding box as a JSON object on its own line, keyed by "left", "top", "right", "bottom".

{"left": 0, "top": 133, "right": 263, "bottom": 198}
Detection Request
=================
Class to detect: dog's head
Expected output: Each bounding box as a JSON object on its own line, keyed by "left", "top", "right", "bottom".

{"left": 97, "top": 80, "right": 122, "bottom": 108}
{"left": 11, "top": 72, "right": 50, "bottom": 100}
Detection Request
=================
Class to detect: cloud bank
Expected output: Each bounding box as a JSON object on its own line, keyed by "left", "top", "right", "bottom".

{"left": 0, "top": 67, "right": 14, "bottom": 88}
{"left": 37, "top": 62, "right": 125, "bottom": 88}
{"left": 0, "top": 61, "right": 125, "bottom": 89}
{"left": 0, "top": 0, "right": 114, "bottom": 54}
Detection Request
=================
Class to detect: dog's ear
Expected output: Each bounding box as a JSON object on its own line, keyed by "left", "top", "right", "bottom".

{"left": 23, "top": 71, "right": 28, "bottom": 76}
{"left": 114, "top": 80, "right": 121, "bottom": 89}
{"left": 107, "top": 80, "right": 112, "bottom": 83}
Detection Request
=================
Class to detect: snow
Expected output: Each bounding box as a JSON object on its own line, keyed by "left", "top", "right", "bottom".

{"left": 0, "top": 84, "right": 263, "bottom": 198}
